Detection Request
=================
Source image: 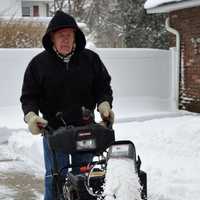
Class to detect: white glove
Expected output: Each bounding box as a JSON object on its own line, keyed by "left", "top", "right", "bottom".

{"left": 24, "top": 112, "right": 48, "bottom": 135}
{"left": 98, "top": 101, "right": 114, "bottom": 127}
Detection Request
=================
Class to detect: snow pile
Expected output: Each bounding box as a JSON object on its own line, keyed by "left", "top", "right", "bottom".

{"left": 144, "top": 0, "right": 183, "bottom": 9}
{"left": 7, "top": 131, "right": 44, "bottom": 176}
{"left": 104, "top": 158, "right": 142, "bottom": 200}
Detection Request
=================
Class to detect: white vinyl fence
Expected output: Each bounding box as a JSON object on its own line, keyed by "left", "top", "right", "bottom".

{"left": 0, "top": 48, "right": 176, "bottom": 118}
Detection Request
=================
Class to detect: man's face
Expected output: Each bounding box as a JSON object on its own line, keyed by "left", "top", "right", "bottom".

{"left": 51, "top": 28, "right": 75, "bottom": 56}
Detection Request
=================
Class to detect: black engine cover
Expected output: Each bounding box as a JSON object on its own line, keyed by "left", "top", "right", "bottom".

{"left": 47, "top": 123, "right": 115, "bottom": 155}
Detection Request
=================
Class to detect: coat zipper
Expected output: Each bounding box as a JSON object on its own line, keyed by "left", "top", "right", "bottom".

{"left": 66, "top": 62, "right": 69, "bottom": 71}
{"left": 63, "top": 57, "right": 71, "bottom": 71}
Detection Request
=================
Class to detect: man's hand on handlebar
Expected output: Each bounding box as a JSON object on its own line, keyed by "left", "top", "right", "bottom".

{"left": 98, "top": 101, "right": 114, "bottom": 128}
{"left": 24, "top": 112, "right": 48, "bottom": 135}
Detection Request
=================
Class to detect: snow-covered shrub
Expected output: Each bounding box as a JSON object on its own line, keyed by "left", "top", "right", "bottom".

{"left": 0, "top": 18, "right": 48, "bottom": 48}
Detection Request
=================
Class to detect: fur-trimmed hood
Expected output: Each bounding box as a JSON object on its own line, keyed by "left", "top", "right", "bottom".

{"left": 42, "top": 10, "right": 86, "bottom": 52}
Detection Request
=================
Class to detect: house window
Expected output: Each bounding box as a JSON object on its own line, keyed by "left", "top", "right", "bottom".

{"left": 22, "top": 7, "right": 30, "bottom": 17}
{"left": 33, "top": 6, "right": 39, "bottom": 17}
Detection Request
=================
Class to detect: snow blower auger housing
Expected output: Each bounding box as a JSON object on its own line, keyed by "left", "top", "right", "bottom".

{"left": 44, "top": 108, "right": 147, "bottom": 200}
{"left": 107, "top": 140, "right": 147, "bottom": 200}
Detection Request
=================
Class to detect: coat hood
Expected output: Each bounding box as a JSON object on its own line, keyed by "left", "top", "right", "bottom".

{"left": 42, "top": 10, "right": 86, "bottom": 52}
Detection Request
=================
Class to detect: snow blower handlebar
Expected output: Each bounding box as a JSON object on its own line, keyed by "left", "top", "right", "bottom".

{"left": 44, "top": 106, "right": 113, "bottom": 134}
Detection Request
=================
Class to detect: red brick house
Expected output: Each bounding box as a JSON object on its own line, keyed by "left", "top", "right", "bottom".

{"left": 145, "top": 0, "right": 200, "bottom": 112}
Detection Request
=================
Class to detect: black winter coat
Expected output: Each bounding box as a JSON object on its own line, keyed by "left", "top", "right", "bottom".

{"left": 20, "top": 11, "right": 113, "bottom": 128}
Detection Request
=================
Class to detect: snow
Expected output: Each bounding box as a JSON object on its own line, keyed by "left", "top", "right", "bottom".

{"left": 8, "top": 131, "right": 44, "bottom": 175}
{"left": 1, "top": 105, "right": 200, "bottom": 199}
{"left": 115, "top": 115, "right": 200, "bottom": 200}
{"left": 144, "top": 0, "right": 183, "bottom": 9}
{"left": 104, "top": 158, "right": 142, "bottom": 200}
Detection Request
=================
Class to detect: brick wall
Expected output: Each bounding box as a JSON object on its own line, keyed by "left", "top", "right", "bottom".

{"left": 170, "top": 7, "right": 200, "bottom": 112}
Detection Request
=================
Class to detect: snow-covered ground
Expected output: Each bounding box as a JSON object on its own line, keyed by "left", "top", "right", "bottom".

{"left": 0, "top": 103, "right": 200, "bottom": 200}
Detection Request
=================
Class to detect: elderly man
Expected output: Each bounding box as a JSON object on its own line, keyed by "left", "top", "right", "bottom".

{"left": 20, "top": 10, "right": 114, "bottom": 200}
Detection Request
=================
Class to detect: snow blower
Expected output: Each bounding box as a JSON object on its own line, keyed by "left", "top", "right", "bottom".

{"left": 44, "top": 107, "right": 147, "bottom": 200}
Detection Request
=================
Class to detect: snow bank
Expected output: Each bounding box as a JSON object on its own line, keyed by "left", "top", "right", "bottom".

{"left": 0, "top": 128, "right": 44, "bottom": 176}
{"left": 7, "top": 131, "right": 44, "bottom": 176}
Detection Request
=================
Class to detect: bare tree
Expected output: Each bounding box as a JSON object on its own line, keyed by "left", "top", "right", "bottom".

{"left": 83, "top": 0, "right": 124, "bottom": 47}
{"left": 50, "top": 0, "right": 87, "bottom": 17}
{"left": 49, "top": 0, "right": 68, "bottom": 14}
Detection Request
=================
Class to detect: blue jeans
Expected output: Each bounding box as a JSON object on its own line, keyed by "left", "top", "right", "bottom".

{"left": 43, "top": 137, "right": 93, "bottom": 200}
